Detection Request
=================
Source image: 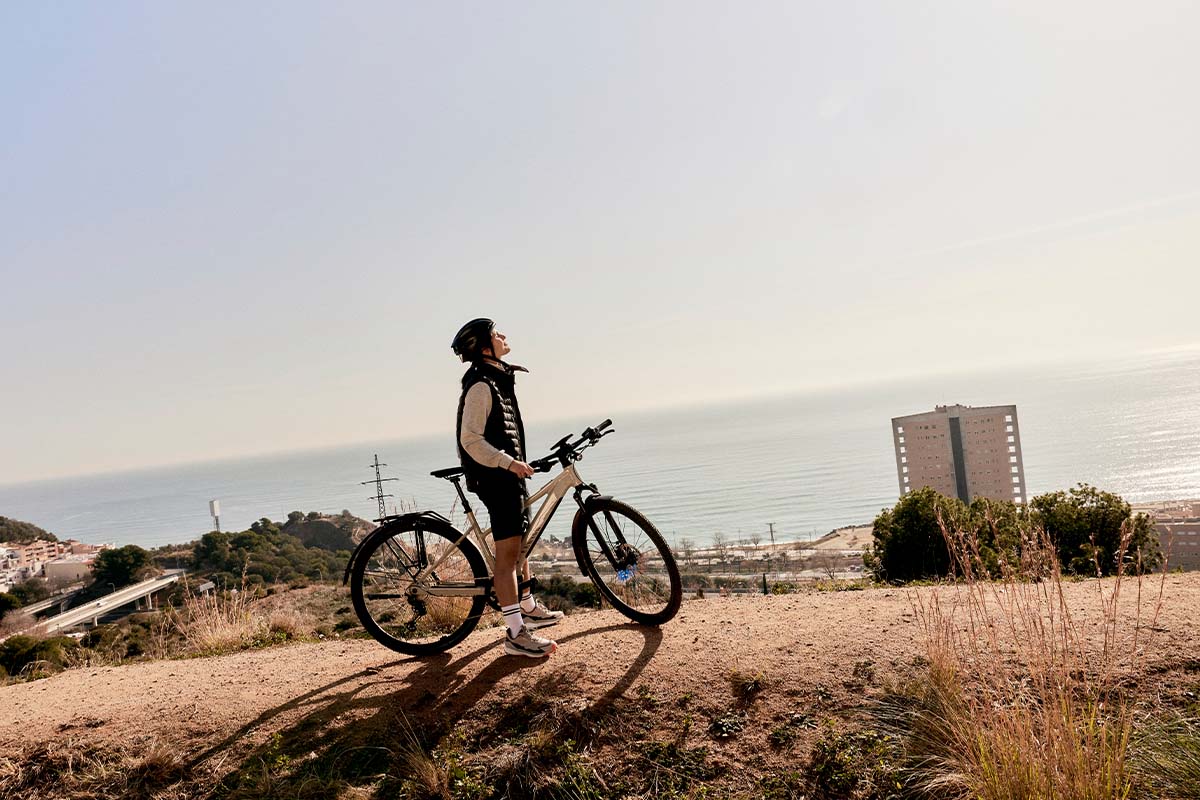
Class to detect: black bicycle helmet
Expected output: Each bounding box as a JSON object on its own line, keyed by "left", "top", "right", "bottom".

{"left": 451, "top": 318, "right": 495, "bottom": 362}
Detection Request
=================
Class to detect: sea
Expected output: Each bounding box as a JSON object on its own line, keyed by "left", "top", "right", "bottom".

{"left": 3, "top": 350, "right": 1199, "bottom": 551}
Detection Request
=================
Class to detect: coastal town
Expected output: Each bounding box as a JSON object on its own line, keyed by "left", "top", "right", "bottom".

{"left": 0, "top": 538, "right": 106, "bottom": 594}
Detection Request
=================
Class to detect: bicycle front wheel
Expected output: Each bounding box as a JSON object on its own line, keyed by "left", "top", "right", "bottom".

{"left": 350, "top": 517, "right": 489, "bottom": 656}
{"left": 571, "top": 498, "right": 682, "bottom": 625}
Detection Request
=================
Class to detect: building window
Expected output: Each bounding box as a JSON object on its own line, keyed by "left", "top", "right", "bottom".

{"left": 898, "top": 436, "right": 905, "bottom": 444}
{"left": 1005, "top": 415, "right": 1013, "bottom": 422}
{"left": 1009, "top": 446, "right": 1016, "bottom": 453}
{"left": 1010, "top": 456, "right": 1017, "bottom": 463}
{"left": 904, "top": 476, "right": 910, "bottom": 484}
{"left": 1007, "top": 436, "right": 1015, "bottom": 443}
{"left": 901, "top": 456, "right": 907, "bottom": 464}
{"left": 1014, "top": 494, "right": 1023, "bottom": 503}
{"left": 900, "top": 447, "right": 906, "bottom": 454}
{"left": 897, "top": 426, "right": 904, "bottom": 434}
{"left": 1011, "top": 466, "right": 1019, "bottom": 473}
{"left": 1012, "top": 477, "right": 1021, "bottom": 484}
{"left": 903, "top": 466, "right": 909, "bottom": 474}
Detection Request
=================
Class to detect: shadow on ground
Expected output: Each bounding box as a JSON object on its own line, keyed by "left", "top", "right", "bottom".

{"left": 198, "top": 621, "right": 662, "bottom": 798}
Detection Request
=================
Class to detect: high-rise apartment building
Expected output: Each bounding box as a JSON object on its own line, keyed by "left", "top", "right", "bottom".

{"left": 891, "top": 404, "right": 1028, "bottom": 504}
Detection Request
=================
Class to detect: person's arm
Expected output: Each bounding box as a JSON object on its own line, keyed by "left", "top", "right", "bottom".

{"left": 459, "top": 383, "right": 515, "bottom": 470}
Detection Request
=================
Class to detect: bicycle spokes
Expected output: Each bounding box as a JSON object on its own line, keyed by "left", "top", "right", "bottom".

{"left": 360, "top": 531, "right": 476, "bottom": 643}
{"left": 585, "top": 507, "right": 672, "bottom": 613}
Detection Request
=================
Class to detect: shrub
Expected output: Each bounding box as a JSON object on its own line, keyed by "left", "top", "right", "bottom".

{"left": 1030, "top": 483, "right": 1162, "bottom": 575}
{"left": 0, "top": 592, "right": 18, "bottom": 619}
{"left": 865, "top": 483, "right": 1158, "bottom": 583}
{"left": 805, "top": 726, "right": 898, "bottom": 799}
{"left": 865, "top": 487, "right": 968, "bottom": 582}
{"left": 8, "top": 579, "right": 50, "bottom": 606}
{"left": 0, "top": 634, "right": 79, "bottom": 677}
{"left": 536, "top": 574, "right": 600, "bottom": 611}
{"left": 92, "top": 545, "right": 154, "bottom": 588}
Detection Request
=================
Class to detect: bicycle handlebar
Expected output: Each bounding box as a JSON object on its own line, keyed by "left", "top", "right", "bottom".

{"left": 530, "top": 418, "right": 614, "bottom": 472}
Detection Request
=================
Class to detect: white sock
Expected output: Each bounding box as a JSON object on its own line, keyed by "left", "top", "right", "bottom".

{"left": 520, "top": 591, "right": 536, "bottom": 613}
{"left": 502, "top": 603, "right": 523, "bottom": 637}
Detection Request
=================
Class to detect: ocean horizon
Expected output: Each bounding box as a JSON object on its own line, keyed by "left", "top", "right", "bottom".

{"left": 4, "top": 350, "right": 1200, "bottom": 550}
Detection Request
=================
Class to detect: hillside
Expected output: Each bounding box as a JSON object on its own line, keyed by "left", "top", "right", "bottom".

{"left": 2, "top": 576, "right": 1200, "bottom": 798}
{"left": 0, "top": 517, "right": 56, "bottom": 544}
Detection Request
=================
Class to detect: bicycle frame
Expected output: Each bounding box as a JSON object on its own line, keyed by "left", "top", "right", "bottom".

{"left": 409, "top": 464, "right": 587, "bottom": 597}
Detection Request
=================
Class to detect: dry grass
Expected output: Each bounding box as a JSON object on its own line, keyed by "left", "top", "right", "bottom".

{"left": 0, "top": 736, "right": 190, "bottom": 800}
{"left": 172, "top": 577, "right": 317, "bottom": 656}
{"left": 877, "top": 514, "right": 1171, "bottom": 800}
{"left": 175, "top": 585, "right": 261, "bottom": 655}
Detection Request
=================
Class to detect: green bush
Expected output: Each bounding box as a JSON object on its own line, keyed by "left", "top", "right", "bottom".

{"left": 1031, "top": 484, "right": 1161, "bottom": 575}
{"left": 0, "top": 635, "right": 79, "bottom": 676}
{"left": 864, "top": 488, "right": 969, "bottom": 583}
{"left": 8, "top": 579, "right": 51, "bottom": 606}
{"left": 864, "top": 483, "right": 1158, "bottom": 583}
{"left": 536, "top": 574, "right": 600, "bottom": 611}
{"left": 0, "top": 591, "right": 19, "bottom": 619}
{"left": 92, "top": 545, "right": 154, "bottom": 588}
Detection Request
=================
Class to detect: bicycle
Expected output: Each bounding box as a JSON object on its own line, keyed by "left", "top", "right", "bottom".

{"left": 344, "top": 419, "right": 683, "bottom": 655}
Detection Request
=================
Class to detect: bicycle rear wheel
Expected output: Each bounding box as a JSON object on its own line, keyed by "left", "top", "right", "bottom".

{"left": 350, "top": 518, "right": 489, "bottom": 656}
{"left": 572, "top": 498, "right": 682, "bottom": 625}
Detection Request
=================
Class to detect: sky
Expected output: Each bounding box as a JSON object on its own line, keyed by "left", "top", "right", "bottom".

{"left": 3, "top": 1, "right": 1200, "bottom": 485}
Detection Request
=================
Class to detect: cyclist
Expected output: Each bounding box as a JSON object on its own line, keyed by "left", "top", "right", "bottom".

{"left": 451, "top": 318, "right": 564, "bottom": 657}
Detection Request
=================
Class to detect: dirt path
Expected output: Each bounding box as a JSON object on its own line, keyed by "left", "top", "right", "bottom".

{"left": 3, "top": 576, "right": 1199, "bottom": 796}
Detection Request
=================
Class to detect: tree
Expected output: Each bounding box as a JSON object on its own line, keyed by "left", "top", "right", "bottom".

{"left": 967, "top": 496, "right": 1026, "bottom": 575}
{"left": 810, "top": 550, "right": 841, "bottom": 581}
{"left": 711, "top": 531, "right": 729, "bottom": 567}
{"left": 91, "top": 545, "right": 154, "bottom": 589}
{"left": 0, "top": 592, "right": 18, "bottom": 620}
{"left": 8, "top": 579, "right": 50, "bottom": 606}
{"left": 1030, "top": 484, "right": 1161, "bottom": 575}
{"left": 193, "top": 531, "right": 232, "bottom": 571}
{"left": 864, "top": 487, "right": 970, "bottom": 583}
{"left": 679, "top": 537, "right": 696, "bottom": 568}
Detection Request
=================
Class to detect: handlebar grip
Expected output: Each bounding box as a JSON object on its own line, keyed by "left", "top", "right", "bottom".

{"left": 596, "top": 418, "right": 613, "bottom": 432}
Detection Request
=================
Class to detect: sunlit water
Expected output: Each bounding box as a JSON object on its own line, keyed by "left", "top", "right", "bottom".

{"left": 3, "top": 350, "right": 1199, "bottom": 549}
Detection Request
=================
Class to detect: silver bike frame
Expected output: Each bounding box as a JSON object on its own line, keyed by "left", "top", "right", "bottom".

{"left": 410, "top": 464, "right": 584, "bottom": 598}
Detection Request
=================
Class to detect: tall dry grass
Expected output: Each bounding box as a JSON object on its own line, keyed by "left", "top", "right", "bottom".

{"left": 172, "top": 576, "right": 317, "bottom": 656}
{"left": 877, "top": 512, "right": 1170, "bottom": 799}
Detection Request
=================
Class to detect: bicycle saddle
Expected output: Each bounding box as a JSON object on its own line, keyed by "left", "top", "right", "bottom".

{"left": 430, "top": 466, "right": 464, "bottom": 479}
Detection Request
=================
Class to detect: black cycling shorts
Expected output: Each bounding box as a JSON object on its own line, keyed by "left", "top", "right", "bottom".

{"left": 474, "top": 483, "right": 529, "bottom": 542}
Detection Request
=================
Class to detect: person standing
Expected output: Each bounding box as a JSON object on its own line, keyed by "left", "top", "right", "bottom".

{"left": 452, "top": 318, "right": 564, "bottom": 657}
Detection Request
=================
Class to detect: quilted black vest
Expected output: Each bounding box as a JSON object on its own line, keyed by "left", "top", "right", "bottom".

{"left": 456, "top": 361, "right": 528, "bottom": 492}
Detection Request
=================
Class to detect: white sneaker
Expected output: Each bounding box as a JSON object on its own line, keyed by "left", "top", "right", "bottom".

{"left": 521, "top": 600, "right": 565, "bottom": 630}
{"left": 504, "top": 625, "right": 557, "bottom": 658}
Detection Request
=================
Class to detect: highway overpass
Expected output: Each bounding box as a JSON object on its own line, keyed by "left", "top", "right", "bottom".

{"left": 26, "top": 570, "right": 187, "bottom": 636}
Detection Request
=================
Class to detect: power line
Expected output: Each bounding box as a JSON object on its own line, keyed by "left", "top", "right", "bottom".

{"left": 361, "top": 454, "right": 399, "bottom": 522}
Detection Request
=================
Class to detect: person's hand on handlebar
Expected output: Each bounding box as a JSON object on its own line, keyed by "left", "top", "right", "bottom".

{"left": 507, "top": 459, "right": 535, "bottom": 478}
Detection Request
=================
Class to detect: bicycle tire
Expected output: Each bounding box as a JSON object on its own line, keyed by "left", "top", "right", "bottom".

{"left": 350, "top": 517, "right": 489, "bottom": 656}
{"left": 571, "top": 498, "right": 682, "bottom": 625}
